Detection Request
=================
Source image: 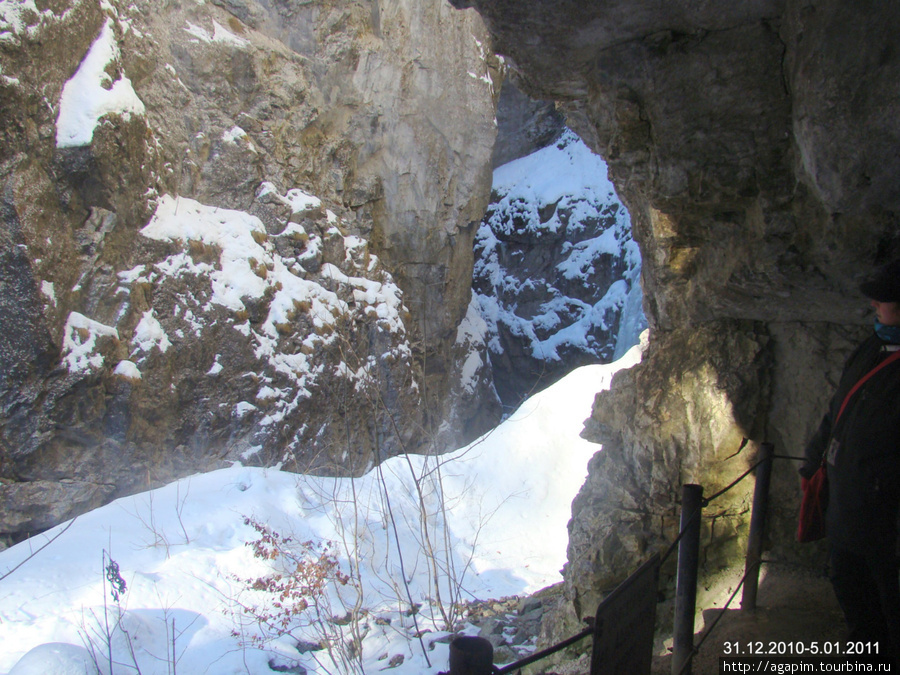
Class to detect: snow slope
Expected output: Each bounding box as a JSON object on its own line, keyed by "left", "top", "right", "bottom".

{"left": 0, "top": 344, "right": 643, "bottom": 675}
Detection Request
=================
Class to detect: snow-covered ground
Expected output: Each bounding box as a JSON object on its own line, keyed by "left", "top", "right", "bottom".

{"left": 0, "top": 343, "right": 644, "bottom": 675}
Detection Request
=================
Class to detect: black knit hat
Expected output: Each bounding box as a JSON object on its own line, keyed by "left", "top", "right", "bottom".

{"left": 860, "top": 259, "right": 900, "bottom": 303}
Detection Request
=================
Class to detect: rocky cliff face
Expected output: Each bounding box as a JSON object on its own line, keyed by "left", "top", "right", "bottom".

{"left": 450, "top": 0, "right": 900, "bottom": 642}
{"left": 491, "top": 77, "right": 565, "bottom": 169}
{"left": 474, "top": 129, "right": 644, "bottom": 410}
{"left": 0, "top": 0, "right": 502, "bottom": 542}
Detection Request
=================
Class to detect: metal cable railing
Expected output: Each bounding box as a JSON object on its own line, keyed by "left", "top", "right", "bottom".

{"left": 443, "top": 439, "right": 800, "bottom": 675}
{"left": 672, "top": 557, "right": 762, "bottom": 675}
{"left": 493, "top": 625, "right": 594, "bottom": 674}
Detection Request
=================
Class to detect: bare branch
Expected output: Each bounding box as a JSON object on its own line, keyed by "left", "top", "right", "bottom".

{"left": 0, "top": 516, "right": 78, "bottom": 582}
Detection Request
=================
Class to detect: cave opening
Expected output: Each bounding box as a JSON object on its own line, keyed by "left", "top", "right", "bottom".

{"left": 472, "top": 77, "right": 647, "bottom": 413}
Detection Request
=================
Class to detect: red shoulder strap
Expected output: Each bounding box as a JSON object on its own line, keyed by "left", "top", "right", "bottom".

{"left": 835, "top": 348, "right": 900, "bottom": 424}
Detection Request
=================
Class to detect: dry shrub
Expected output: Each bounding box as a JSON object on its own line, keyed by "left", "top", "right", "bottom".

{"left": 187, "top": 239, "right": 222, "bottom": 264}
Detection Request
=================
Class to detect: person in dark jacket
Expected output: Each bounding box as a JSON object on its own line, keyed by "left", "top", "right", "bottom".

{"left": 801, "top": 259, "right": 900, "bottom": 662}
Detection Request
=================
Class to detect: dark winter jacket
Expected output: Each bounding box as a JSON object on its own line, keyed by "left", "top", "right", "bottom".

{"left": 802, "top": 333, "right": 900, "bottom": 553}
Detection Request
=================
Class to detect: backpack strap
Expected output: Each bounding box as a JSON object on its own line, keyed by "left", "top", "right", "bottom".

{"left": 835, "top": 348, "right": 900, "bottom": 424}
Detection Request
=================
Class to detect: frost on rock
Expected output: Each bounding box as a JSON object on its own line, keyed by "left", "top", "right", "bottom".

{"left": 473, "top": 129, "right": 646, "bottom": 407}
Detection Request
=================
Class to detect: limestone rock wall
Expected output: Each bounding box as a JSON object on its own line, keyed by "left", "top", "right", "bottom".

{"left": 573, "top": 322, "right": 771, "bottom": 615}
{"left": 491, "top": 77, "right": 565, "bottom": 169}
{"left": 450, "top": 0, "right": 900, "bottom": 638}
{"left": 0, "top": 0, "right": 502, "bottom": 542}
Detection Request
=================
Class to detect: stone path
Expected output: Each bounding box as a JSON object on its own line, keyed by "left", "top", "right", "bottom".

{"left": 456, "top": 561, "right": 848, "bottom": 675}
{"left": 653, "top": 563, "right": 845, "bottom": 675}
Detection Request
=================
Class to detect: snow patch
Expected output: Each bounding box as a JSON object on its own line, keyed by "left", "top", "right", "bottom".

{"left": 132, "top": 310, "right": 172, "bottom": 355}
{"left": 56, "top": 18, "right": 146, "bottom": 148}
{"left": 184, "top": 20, "right": 249, "bottom": 48}
{"left": 258, "top": 181, "right": 322, "bottom": 215}
{"left": 207, "top": 356, "right": 223, "bottom": 375}
{"left": 234, "top": 401, "right": 257, "bottom": 418}
{"left": 40, "top": 280, "right": 56, "bottom": 306}
{"left": 222, "top": 125, "right": 247, "bottom": 144}
{"left": 0, "top": 0, "right": 38, "bottom": 40}
{"left": 61, "top": 312, "right": 118, "bottom": 372}
{"left": 113, "top": 359, "right": 142, "bottom": 380}
{"left": 141, "top": 195, "right": 269, "bottom": 312}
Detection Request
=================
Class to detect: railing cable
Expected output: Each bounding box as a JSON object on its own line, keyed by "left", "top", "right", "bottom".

{"left": 701, "top": 458, "right": 764, "bottom": 507}
{"left": 674, "top": 558, "right": 762, "bottom": 675}
{"left": 493, "top": 625, "right": 594, "bottom": 674}
{"left": 663, "top": 450, "right": 765, "bottom": 565}
{"left": 452, "top": 444, "right": 801, "bottom": 675}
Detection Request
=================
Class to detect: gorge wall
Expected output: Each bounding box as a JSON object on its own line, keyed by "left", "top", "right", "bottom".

{"left": 0, "top": 0, "right": 503, "bottom": 542}
{"left": 450, "top": 0, "right": 900, "bottom": 642}
{"left": 5, "top": 1, "right": 900, "bottom": 659}
{"left": 474, "top": 129, "right": 644, "bottom": 411}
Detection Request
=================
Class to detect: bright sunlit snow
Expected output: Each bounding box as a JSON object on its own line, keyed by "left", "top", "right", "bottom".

{"left": 0, "top": 344, "right": 643, "bottom": 675}
{"left": 490, "top": 130, "right": 621, "bottom": 214}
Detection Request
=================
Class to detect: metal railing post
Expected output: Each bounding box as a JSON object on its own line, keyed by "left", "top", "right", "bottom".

{"left": 741, "top": 441, "right": 774, "bottom": 611}
{"left": 449, "top": 636, "right": 494, "bottom": 675}
{"left": 672, "top": 484, "right": 703, "bottom": 675}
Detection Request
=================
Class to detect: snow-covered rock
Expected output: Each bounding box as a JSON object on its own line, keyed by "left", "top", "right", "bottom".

{"left": 474, "top": 130, "right": 645, "bottom": 408}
